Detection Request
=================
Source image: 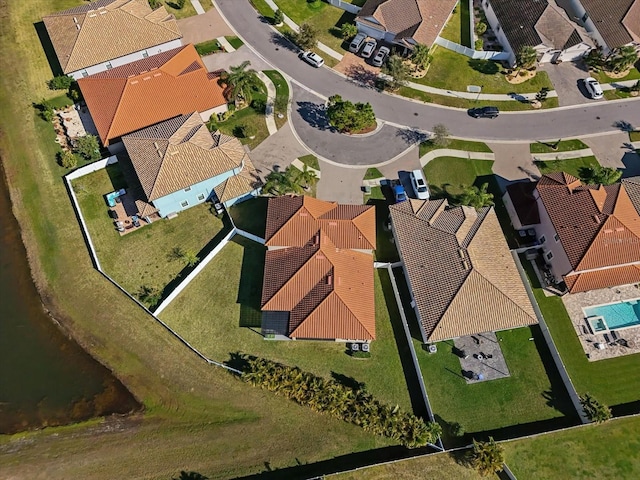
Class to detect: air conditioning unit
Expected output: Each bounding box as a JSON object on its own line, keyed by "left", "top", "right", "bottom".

{"left": 361, "top": 343, "right": 370, "bottom": 352}
{"left": 427, "top": 344, "right": 437, "bottom": 354}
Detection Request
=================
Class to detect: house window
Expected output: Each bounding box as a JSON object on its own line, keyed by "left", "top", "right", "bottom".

{"left": 106, "top": 62, "right": 113, "bottom": 70}
{"left": 197, "top": 193, "right": 205, "bottom": 201}
{"left": 554, "top": 233, "right": 560, "bottom": 242}
{"left": 142, "top": 50, "right": 149, "bottom": 58}
{"left": 184, "top": 186, "right": 191, "bottom": 192}
{"left": 180, "top": 200, "right": 189, "bottom": 208}
{"left": 539, "top": 235, "right": 546, "bottom": 244}
{"left": 546, "top": 251, "right": 554, "bottom": 260}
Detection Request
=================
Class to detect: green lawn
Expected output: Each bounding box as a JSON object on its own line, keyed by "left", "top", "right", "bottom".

{"left": 159, "top": 238, "right": 414, "bottom": 412}
{"left": 535, "top": 156, "right": 600, "bottom": 178}
{"left": 364, "top": 167, "right": 384, "bottom": 180}
{"left": 521, "top": 258, "right": 640, "bottom": 407}
{"left": 530, "top": 139, "right": 589, "bottom": 154}
{"left": 631, "top": 131, "right": 640, "bottom": 142}
{"left": 72, "top": 166, "right": 227, "bottom": 307}
{"left": 423, "top": 157, "right": 494, "bottom": 199}
{"left": 593, "top": 67, "right": 640, "bottom": 84}
{"left": 605, "top": 88, "right": 633, "bottom": 100}
{"left": 439, "top": 1, "right": 471, "bottom": 47}
{"left": 228, "top": 197, "right": 268, "bottom": 238}
{"left": 420, "top": 138, "right": 492, "bottom": 157}
{"left": 164, "top": 0, "right": 212, "bottom": 20}
{"left": 225, "top": 36, "right": 244, "bottom": 50}
{"left": 298, "top": 154, "right": 320, "bottom": 170}
{"left": 505, "top": 415, "right": 640, "bottom": 479}
{"left": 418, "top": 47, "right": 554, "bottom": 94}
{"left": 194, "top": 39, "right": 222, "bottom": 57}
{"left": 363, "top": 185, "right": 385, "bottom": 204}
{"left": 263, "top": 69, "right": 289, "bottom": 129}
{"left": 215, "top": 88, "right": 269, "bottom": 150}
{"left": 249, "top": 0, "right": 274, "bottom": 18}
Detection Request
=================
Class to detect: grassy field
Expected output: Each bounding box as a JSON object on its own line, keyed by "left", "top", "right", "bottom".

{"left": 298, "top": 154, "right": 320, "bottom": 170}
{"left": 423, "top": 157, "right": 494, "bottom": 198}
{"left": 505, "top": 415, "right": 640, "bottom": 479}
{"left": 364, "top": 168, "right": 384, "bottom": 180}
{"left": 0, "top": 0, "right": 398, "bottom": 477}
{"left": 72, "top": 166, "right": 227, "bottom": 307}
{"left": 535, "top": 156, "right": 600, "bottom": 178}
{"left": 263, "top": 69, "right": 289, "bottom": 129}
{"left": 530, "top": 139, "right": 589, "bottom": 154}
{"left": 593, "top": 67, "right": 640, "bottom": 83}
{"left": 521, "top": 259, "right": 640, "bottom": 407}
{"left": 195, "top": 39, "right": 223, "bottom": 56}
{"left": 439, "top": 1, "right": 471, "bottom": 47}
{"left": 419, "top": 138, "right": 492, "bottom": 157}
{"left": 417, "top": 47, "right": 554, "bottom": 94}
{"left": 164, "top": 0, "right": 212, "bottom": 20}
{"left": 225, "top": 36, "right": 244, "bottom": 50}
{"left": 158, "top": 237, "right": 415, "bottom": 412}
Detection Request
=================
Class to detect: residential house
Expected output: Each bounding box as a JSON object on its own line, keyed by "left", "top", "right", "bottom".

{"left": 389, "top": 198, "right": 538, "bottom": 343}
{"left": 559, "top": 0, "right": 640, "bottom": 53}
{"left": 481, "top": 0, "right": 593, "bottom": 66}
{"left": 504, "top": 173, "right": 640, "bottom": 293}
{"left": 120, "top": 112, "right": 260, "bottom": 218}
{"left": 78, "top": 44, "right": 227, "bottom": 149}
{"left": 355, "top": 0, "right": 458, "bottom": 52}
{"left": 261, "top": 196, "right": 377, "bottom": 342}
{"left": 43, "top": 0, "right": 182, "bottom": 80}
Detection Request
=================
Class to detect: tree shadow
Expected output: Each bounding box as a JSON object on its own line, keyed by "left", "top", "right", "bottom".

{"left": 34, "top": 21, "right": 63, "bottom": 77}
{"left": 269, "top": 31, "right": 299, "bottom": 54}
{"left": 507, "top": 92, "right": 530, "bottom": 103}
{"left": 224, "top": 351, "right": 254, "bottom": 373}
{"left": 395, "top": 128, "right": 428, "bottom": 146}
{"left": 613, "top": 120, "right": 635, "bottom": 132}
{"left": 468, "top": 58, "right": 499, "bottom": 75}
{"left": 330, "top": 372, "right": 365, "bottom": 391}
{"left": 344, "top": 64, "right": 378, "bottom": 88}
{"left": 295, "top": 101, "right": 334, "bottom": 131}
{"left": 234, "top": 236, "right": 266, "bottom": 328}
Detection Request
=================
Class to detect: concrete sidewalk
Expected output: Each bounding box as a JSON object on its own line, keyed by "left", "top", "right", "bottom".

{"left": 531, "top": 148, "right": 594, "bottom": 161}
{"left": 256, "top": 71, "right": 278, "bottom": 135}
{"left": 190, "top": 0, "right": 205, "bottom": 15}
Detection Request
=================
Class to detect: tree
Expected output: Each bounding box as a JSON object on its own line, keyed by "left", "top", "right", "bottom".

{"left": 340, "top": 23, "right": 358, "bottom": 40}
{"left": 294, "top": 164, "right": 318, "bottom": 189}
{"left": 173, "top": 471, "right": 208, "bottom": 480}
{"left": 183, "top": 250, "right": 200, "bottom": 267}
{"left": 48, "top": 75, "right": 73, "bottom": 91}
{"left": 606, "top": 45, "right": 638, "bottom": 73}
{"left": 458, "top": 183, "right": 494, "bottom": 210}
{"left": 411, "top": 43, "right": 431, "bottom": 69}
{"left": 470, "top": 437, "right": 504, "bottom": 476}
{"left": 475, "top": 22, "right": 487, "bottom": 36}
{"left": 516, "top": 45, "right": 537, "bottom": 70}
{"left": 35, "top": 99, "right": 54, "bottom": 121}
{"left": 293, "top": 23, "right": 318, "bottom": 51}
{"left": 221, "top": 61, "right": 262, "bottom": 107}
{"left": 381, "top": 55, "right": 410, "bottom": 91}
{"left": 175, "top": 0, "right": 186, "bottom": 9}
{"left": 273, "top": 8, "right": 284, "bottom": 25}
{"left": 138, "top": 285, "right": 162, "bottom": 308}
{"left": 580, "top": 393, "right": 612, "bottom": 423}
{"left": 536, "top": 87, "right": 550, "bottom": 103}
{"left": 326, "top": 94, "right": 376, "bottom": 133}
{"left": 584, "top": 47, "right": 606, "bottom": 71}
{"left": 262, "top": 167, "right": 304, "bottom": 196}
{"left": 450, "top": 422, "right": 465, "bottom": 437}
{"left": 431, "top": 123, "right": 450, "bottom": 147}
{"left": 578, "top": 164, "right": 622, "bottom": 186}
{"left": 58, "top": 150, "right": 78, "bottom": 169}
{"left": 74, "top": 134, "right": 101, "bottom": 161}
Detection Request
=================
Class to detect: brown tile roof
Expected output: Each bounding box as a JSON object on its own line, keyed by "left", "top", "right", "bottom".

{"left": 122, "top": 112, "right": 249, "bottom": 201}
{"left": 261, "top": 197, "right": 376, "bottom": 341}
{"left": 506, "top": 181, "right": 540, "bottom": 226}
{"left": 389, "top": 199, "right": 537, "bottom": 342}
{"left": 43, "top": 0, "right": 181, "bottom": 74}
{"left": 78, "top": 45, "right": 226, "bottom": 145}
{"left": 580, "top": 0, "right": 635, "bottom": 48}
{"left": 623, "top": 0, "right": 640, "bottom": 42}
{"left": 265, "top": 196, "right": 376, "bottom": 250}
{"left": 357, "top": 0, "right": 457, "bottom": 46}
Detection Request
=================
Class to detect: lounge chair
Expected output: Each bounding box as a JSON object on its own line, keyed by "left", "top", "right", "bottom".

{"left": 611, "top": 331, "right": 619, "bottom": 342}
{"left": 603, "top": 333, "right": 611, "bottom": 344}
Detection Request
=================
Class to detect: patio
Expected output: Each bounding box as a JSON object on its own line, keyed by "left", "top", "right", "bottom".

{"left": 453, "top": 332, "right": 511, "bottom": 383}
{"left": 562, "top": 284, "right": 640, "bottom": 361}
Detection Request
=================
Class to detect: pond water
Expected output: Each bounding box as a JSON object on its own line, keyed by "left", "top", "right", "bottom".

{"left": 0, "top": 162, "right": 139, "bottom": 434}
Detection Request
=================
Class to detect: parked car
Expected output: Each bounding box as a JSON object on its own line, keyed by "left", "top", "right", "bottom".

{"left": 299, "top": 51, "right": 324, "bottom": 68}
{"left": 468, "top": 106, "right": 500, "bottom": 119}
{"left": 394, "top": 184, "right": 407, "bottom": 203}
{"left": 361, "top": 40, "right": 377, "bottom": 59}
{"left": 349, "top": 32, "right": 367, "bottom": 53}
{"left": 409, "top": 169, "right": 430, "bottom": 200}
{"left": 372, "top": 46, "right": 390, "bottom": 67}
{"left": 584, "top": 77, "right": 603, "bottom": 99}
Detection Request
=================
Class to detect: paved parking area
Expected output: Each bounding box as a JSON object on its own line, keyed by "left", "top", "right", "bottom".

{"left": 201, "top": 45, "right": 272, "bottom": 72}
{"left": 334, "top": 52, "right": 380, "bottom": 88}
{"left": 488, "top": 142, "right": 540, "bottom": 191}
{"left": 540, "top": 60, "right": 592, "bottom": 107}
{"left": 583, "top": 132, "right": 640, "bottom": 177}
{"left": 316, "top": 161, "right": 367, "bottom": 204}
{"left": 177, "top": 7, "right": 233, "bottom": 45}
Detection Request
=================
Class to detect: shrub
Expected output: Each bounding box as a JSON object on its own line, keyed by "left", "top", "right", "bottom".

{"left": 74, "top": 134, "right": 101, "bottom": 162}
{"left": 340, "top": 23, "right": 358, "bottom": 40}
{"left": 48, "top": 75, "right": 74, "bottom": 91}
{"left": 326, "top": 94, "right": 376, "bottom": 133}
{"left": 175, "top": 0, "right": 186, "bottom": 9}
{"left": 273, "top": 8, "right": 284, "bottom": 25}
{"left": 475, "top": 39, "right": 483, "bottom": 51}
{"left": 148, "top": 0, "right": 161, "bottom": 8}
{"left": 475, "top": 22, "right": 487, "bottom": 36}
{"left": 450, "top": 422, "right": 465, "bottom": 437}
{"left": 58, "top": 150, "right": 78, "bottom": 169}
{"left": 469, "top": 437, "right": 504, "bottom": 476}
{"left": 35, "top": 99, "right": 54, "bottom": 121}
{"left": 292, "top": 23, "right": 318, "bottom": 50}
{"left": 580, "top": 393, "right": 612, "bottom": 423}
{"left": 516, "top": 45, "right": 537, "bottom": 70}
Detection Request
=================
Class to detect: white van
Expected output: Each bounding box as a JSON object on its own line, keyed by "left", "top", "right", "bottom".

{"left": 410, "top": 169, "right": 430, "bottom": 200}
{"left": 349, "top": 32, "right": 367, "bottom": 53}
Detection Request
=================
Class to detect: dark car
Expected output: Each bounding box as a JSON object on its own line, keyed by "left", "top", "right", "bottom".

{"left": 468, "top": 106, "right": 499, "bottom": 119}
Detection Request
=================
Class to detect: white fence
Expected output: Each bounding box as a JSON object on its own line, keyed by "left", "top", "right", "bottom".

{"left": 435, "top": 37, "right": 510, "bottom": 61}
{"left": 326, "top": 0, "right": 362, "bottom": 14}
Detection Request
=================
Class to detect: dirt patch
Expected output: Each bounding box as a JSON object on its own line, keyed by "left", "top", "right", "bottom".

{"left": 506, "top": 69, "right": 537, "bottom": 84}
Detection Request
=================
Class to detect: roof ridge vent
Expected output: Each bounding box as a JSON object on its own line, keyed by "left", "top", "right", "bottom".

{"left": 593, "top": 214, "right": 601, "bottom": 224}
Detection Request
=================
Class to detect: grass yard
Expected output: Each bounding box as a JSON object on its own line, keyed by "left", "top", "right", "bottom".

{"left": 158, "top": 237, "right": 415, "bottom": 413}
{"left": 521, "top": 258, "right": 640, "bottom": 408}
{"left": 228, "top": 196, "right": 268, "bottom": 238}
{"left": 420, "top": 138, "right": 492, "bottom": 157}
{"left": 164, "top": 0, "right": 212, "bottom": 20}
{"left": 418, "top": 47, "right": 554, "bottom": 94}
{"left": 194, "top": 39, "right": 223, "bottom": 56}
{"left": 263, "top": 69, "right": 290, "bottom": 129}
{"left": 364, "top": 168, "right": 384, "bottom": 180}
{"left": 216, "top": 95, "right": 269, "bottom": 150}
{"left": 439, "top": 1, "right": 471, "bottom": 47}
{"left": 298, "top": 153, "right": 320, "bottom": 170}
{"left": 604, "top": 88, "right": 633, "bottom": 100}
{"left": 631, "top": 131, "right": 640, "bottom": 142}
{"left": 249, "top": 0, "right": 274, "bottom": 18}
{"left": 530, "top": 139, "right": 589, "bottom": 154}
{"left": 504, "top": 415, "right": 640, "bottom": 479}
{"left": 535, "top": 156, "right": 600, "bottom": 178}
{"left": 72, "top": 165, "right": 227, "bottom": 306}
{"left": 363, "top": 185, "right": 385, "bottom": 204}
{"left": 593, "top": 67, "right": 640, "bottom": 84}
{"left": 225, "top": 36, "right": 244, "bottom": 50}
{"left": 423, "top": 157, "right": 494, "bottom": 199}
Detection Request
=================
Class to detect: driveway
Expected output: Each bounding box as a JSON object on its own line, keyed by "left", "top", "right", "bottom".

{"left": 177, "top": 7, "right": 233, "bottom": 45}
{"left": 487, "top": 143, "right": 540, "bottom": 191}
{"left": 335, "top": 53, "right": 379, "bottom": 88}
{"left": 249, "top": 122, "right": 309, "bottom": 175}
{"left": 316, "top": 161, "right": 367, "bottom": 204}
{"left": 201, "top": 45, "right": 272, "bottom": 73}
{"left": 583, "top": 132, "right": 640, "bottom": 177}
{"left": 540, "top": 60, "right": 592, "bottom": 107}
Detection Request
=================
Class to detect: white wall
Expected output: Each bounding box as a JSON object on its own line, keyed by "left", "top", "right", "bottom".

{"left": 355, "top": 21, "right": 386, "bottom": 41}
{"left": 535, "top": 192, "right": 573, "bottom": 281}
{"left": 69, "top": 38, "right": 183, "bottom": 80}
{"left": 482, "top": 0, "right": 516, "bottom": 66}
{"left": 200, "top": 103, "right": 228, "bottom": 123}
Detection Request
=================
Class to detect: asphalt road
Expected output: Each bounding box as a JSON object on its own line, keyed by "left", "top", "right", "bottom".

{"left": 216, "top": 0, "right": 640, "bottom": 142}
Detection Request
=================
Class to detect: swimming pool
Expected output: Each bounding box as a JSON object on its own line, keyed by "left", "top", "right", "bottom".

{"left": 584, "top": 298, "right": 640, "bottom": 332}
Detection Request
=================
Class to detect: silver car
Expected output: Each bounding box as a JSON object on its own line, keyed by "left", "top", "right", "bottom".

{"left": 361, "top": 40, "right": 377, "bottom": 59}
{"left": 372, "top": 46, "right": 390, "bottom": 67}
{"left": 584, "top": 77, "right": 603, "bottom": 99}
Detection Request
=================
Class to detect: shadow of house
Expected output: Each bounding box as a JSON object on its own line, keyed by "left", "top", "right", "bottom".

{"left": 295, "top": 101, "right": 334, "bottom": 131}
{"left": 34, "top": 21, "right": 63, "bottom": 77}
{"left": 621, "top": 150, "right": 640, "bottom": 178}
{"left": 235, "top": 236, "right": 266, "bottom": 328}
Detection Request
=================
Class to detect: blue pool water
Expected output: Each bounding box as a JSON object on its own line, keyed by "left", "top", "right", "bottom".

{"left": 585, "top": 299, "right": 640, "bottom": 330}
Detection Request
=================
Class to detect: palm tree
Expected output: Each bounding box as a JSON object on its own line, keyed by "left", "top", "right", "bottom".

{"left": 411, "top": 43, "right": 431, "bottom": 69}
{"left": 607, "top": 45, "right": 638, "bottom": 73}
{"left": 458, "top": 183, "right": 494, "bottom": 210}
{"left": 580, "top": 393, "right": 612, "bottom": 423}
{"left": 578, "top": 165, "right": 622, "bottom": 186}
{"left": 295, "top": 164, "right": 318, "bottom": 189}
{"left": 221, "top": 61, "right": 262, "bottom": 107}
{"left": 470, "top": 437, "right": 504, "bottom": 476}
{"left": 516, "top": 45, "right": 537, "bottom": 70}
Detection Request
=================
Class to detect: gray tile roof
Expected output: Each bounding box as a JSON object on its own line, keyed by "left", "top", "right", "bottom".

{"left": 581, "top": 0, "right": 635, "bottom": 48}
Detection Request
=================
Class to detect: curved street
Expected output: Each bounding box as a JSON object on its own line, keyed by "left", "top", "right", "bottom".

{"left": 217, "top": 0, "right": 640, "bottom": 148}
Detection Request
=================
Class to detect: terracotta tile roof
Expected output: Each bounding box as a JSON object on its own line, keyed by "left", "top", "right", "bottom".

{"left": 78, "top": 45, "right": 226, "bottom": 145}
{"left": 357, "top": 0, "right": 457, "bottom": 46}
{"left": 580, "top": 0, "right": 635, "bottom": 48}
{"left": 506, "top": 181, "right": 540, "bottom": 226}
{"left": 264, "top": 196, "right": 376, "bottom": 250}
{"left": 43, "top": 0, "right": 181, "bottom": 74}
{"left": 564, "top": 264, "right": 640, "bottom": 292}
{"left": 213, "top": 156, "right": 262, "bottom": 204}
{"left": 261, "top": 197, "right": 376, "bottom": 341}
{"left": 122, "top": 112, "right": 249, "bottom": 201}
{"left": 389, "top": 199, "right": 537, "bottom": 342}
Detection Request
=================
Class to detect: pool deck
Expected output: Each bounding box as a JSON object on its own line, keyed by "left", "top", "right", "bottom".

{"left": 563, "top": 285, "right": 640, "bottom": 361}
